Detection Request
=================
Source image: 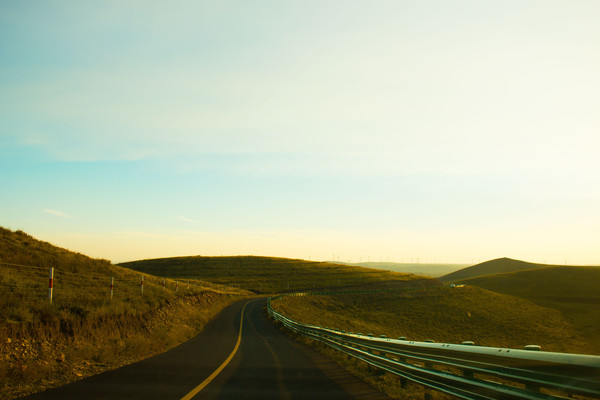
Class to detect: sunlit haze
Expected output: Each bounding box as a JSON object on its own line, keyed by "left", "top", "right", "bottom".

{"left": 1, "top": 1, "right": 599, "bottom": 265}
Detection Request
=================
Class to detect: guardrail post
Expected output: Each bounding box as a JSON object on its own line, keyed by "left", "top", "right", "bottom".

{"left": 48, "top": 267, "right": 54, "bottom": 304}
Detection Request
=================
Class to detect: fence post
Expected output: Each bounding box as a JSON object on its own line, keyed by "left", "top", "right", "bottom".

{"left": 110, "top": 276, "right": 114, "bottom": 300}
{"left": 141, "top": 275, "right": 144, "bottom": 294}
{"left": 48, "top": 267, "right": 54, "bottom": 304}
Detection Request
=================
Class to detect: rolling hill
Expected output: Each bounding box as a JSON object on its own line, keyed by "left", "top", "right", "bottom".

{"left": 439, "top": 257, "right": 563, "bottom": 283}
{"left": 461, "top": 265, "right": 600, "bottom": 353}
{"left": 0, "top": 227, "right": 242, "bottom": 323}
{"left": 272, "top": 284, "right": 591, "bottom": 354}
{"left": 120, "top": 256, "right": 436, "bottom": 294}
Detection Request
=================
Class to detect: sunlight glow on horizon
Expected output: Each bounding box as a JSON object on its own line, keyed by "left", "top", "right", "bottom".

{"left": 1, "top": 1, "right": 599, "bottom": 265}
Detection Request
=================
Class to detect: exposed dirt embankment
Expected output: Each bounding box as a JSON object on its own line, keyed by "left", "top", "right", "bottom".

{"left": 0, "top": 291, "right": 243, "bottom": 399}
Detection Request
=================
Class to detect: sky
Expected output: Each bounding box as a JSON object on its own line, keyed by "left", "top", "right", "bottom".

{"left": 1, "top": 0, "right": 599, "bottom": 265}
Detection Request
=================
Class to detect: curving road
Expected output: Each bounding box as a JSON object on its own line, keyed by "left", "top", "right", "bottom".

{"left": 23, "top": 298, "right": 390, "bottom": 400}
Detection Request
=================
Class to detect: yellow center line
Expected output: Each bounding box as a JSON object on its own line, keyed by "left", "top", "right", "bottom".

{"left": 180, "top": 299, "right": 257, "bottom": 400}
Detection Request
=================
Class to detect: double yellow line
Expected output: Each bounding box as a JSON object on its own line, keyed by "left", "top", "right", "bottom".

{"left": 180, "top": 299, "right": 256, "bottom": 400}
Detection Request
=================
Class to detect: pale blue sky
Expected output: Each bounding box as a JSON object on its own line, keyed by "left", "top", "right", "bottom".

{"left": 1, "top": 1, "right": 599, "bottom": 264}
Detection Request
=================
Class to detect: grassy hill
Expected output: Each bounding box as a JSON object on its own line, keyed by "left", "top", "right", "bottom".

{"left": 0, "top": 227, "right": 242, "bottom": 322}
{"left": 0, "top": 227, "right": 247, "bottom": 399}
{"left": 271, "top": 264, "right": 600, "bottom": 399}
{"left": 0, "top": 227, "right": 112, "bottom": 275}
{"left": 439, "top": 257, "right": 565, "bottom": 283}
{"left": 461, "top": 266, "right": 600, "bottom": 354}
{"left": 272, "top": 285, "right": 590, "bottom": 354}
{"left": 120, "top": 256, "right": 434, "bottom": 294}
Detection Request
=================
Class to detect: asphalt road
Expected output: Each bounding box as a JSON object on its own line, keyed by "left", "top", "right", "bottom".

{"left": 23, "top": 298, "right": 390, "bottom": 400}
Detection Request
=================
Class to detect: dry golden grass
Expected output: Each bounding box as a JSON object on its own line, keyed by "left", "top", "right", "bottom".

{"left": 0, "top": 227, "right": 252, "bottom": 399}
{"left": 272, "top": 286, "right": 592, "bottom": 353}
{"left": 0, "top": 292, "right": 242, "bottom": 399}
{"left": 0, "top": 227, "right": 247, "bottom": 325}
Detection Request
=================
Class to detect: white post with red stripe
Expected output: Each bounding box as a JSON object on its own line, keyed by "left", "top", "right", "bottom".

{"left": 48, "top": 267, "right": 54, "bottom": 304}
{"left": 110, "top": 276, "right": 114, "bottom": 300}
{"left": 141, "top": 275, "right": 144, "bottom": 294}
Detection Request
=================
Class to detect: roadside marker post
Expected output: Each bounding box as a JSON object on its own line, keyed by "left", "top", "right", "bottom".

{"left": 48, "top": 267, "right": 54, "bottom": 304}
{"left": 141, "top": 275, "right": 144, "bottom": 294}
{"left": 110, "top": 276, "right": 114, "bottom": 300}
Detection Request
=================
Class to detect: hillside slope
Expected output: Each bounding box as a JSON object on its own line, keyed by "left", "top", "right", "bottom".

{"left": 0, "top": 227, "right": 243, "bottom": 322}
{"left": 0, "top": 227, "right": 246, "bottom": 399}
{"left": 462, "top": 266, "right": 600, "bottom": 353}
{"left": 0, "top": 227, "right": 112, "bottom": 274}
{"left": 120, "top": 256, "right": 435, "bottom": 293}
{"left": 439, "top": 257, "right": 559, "bottom": 283}
{"left": 273, "top": 285, "right": 590, "bottom": 354}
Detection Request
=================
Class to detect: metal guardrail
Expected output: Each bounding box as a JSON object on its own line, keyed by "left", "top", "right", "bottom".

{"left": 267, "top": 294, "right": 600, "bottom": 399}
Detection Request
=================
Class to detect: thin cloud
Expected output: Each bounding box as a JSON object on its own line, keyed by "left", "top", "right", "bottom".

{"left": 24, "top": 137, "right": 48, "bottom": 146}
{"left": 179, "top": 216, "right": 198, "bottom": 223}
{"left": 44, "top": 209, "right": 72, "bottom": 218}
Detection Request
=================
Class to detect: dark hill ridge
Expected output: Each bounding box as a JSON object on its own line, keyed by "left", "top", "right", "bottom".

{"left": 462, "top": 265, "right": 600, "bottom": 301}
{"left": 120, "top": 255, "right": 435, "bottom": 294}
{"left": 440, "top": 257, "right": 562, "bottom": 283}
{"left": 460, "top": 265, "right": 600, "bottom": 354}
